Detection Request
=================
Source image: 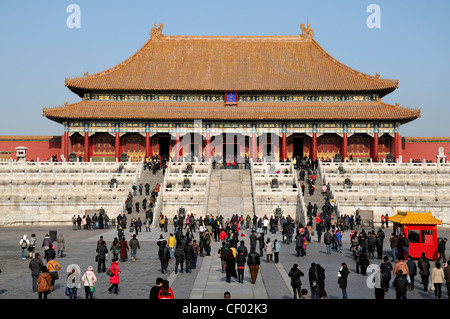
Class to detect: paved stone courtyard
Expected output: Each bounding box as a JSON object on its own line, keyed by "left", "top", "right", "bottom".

{"left": 0, "top": 222, "right": 448, "bottom": 300}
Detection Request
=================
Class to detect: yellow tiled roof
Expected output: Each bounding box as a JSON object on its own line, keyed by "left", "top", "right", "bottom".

{"left": 389, "top": 210, "right": 442, "bottom": 225}
{"left": 42, "top": 100, "right": 420, "bottom": 123}
{"left": 64, "top": 26, "right": 399, "bottom": 96}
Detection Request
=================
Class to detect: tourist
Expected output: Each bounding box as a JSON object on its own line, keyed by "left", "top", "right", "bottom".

{"left": 19, "top": 235, "right": 29, "bottom": 259}
{"left": 308, "top": 263, "right": 319, "bottom": 299}
{"left": 56, "top": 232, "right": 65, "bottom": 258}
{"left": 108, "top": 258, "right": 121, "bottom": 294}
{"left": 288, "top": 264, "right": 304, "bottom": 299}
{"left": 204, "top": 230, "right": 212, "bottom": 256}
{"left": 418, "top": 252, "right": 431, "bottom": 291}
{"left": 431, "top": 262, "right": 445, "bottom": 299}
{"left": 37, "top": 266, "right": 52, "bottom": 299}
{"left": 406, "top": 255, "right": 417, "bottom": 290}
{"left": 110, "top": 237, "right": 120, "bottom": 260}
{"left": 324, "top": 229, "right": 332, "bottom": 254}
{"left": 81, "top": 265, "right": 97, "bottom": 299}
{"left": 158, "top": 280, "right": 174, "bottom": 299}
{"left": 46, "top": 256, "right": 61, "bottom": 292}
{"left": 174, "top": 243, "right": 185, "bottom": 274}
{"left": 437, "top": 237, "right": 447, "bottom": 263}
{"left": 258, "top": 232, "right": 265, "bottom": 257}
{"left": 41, "top": 233, "right": 53, "bottom": 262}
{"left": 149, "top": 277, "right": 164, "bottom": 299}
{"left": 129, "top": 234, "right": 140, "bottom": 262}
{"left": 373, "top": 267, "right": 385, "bottom": 299}
{"left": 192, "top": 239, "right": 199, "bottom": 269}
{"left": 119, "top": 236, "right": 129, "bottom": 262}
{"left": 273, "top": 239, "right": 280, "bottom": 263}
{"left": 247, "top": 248, "right": 260, "bottom": 284}
{"left": 225, "top": 248, "right": 237, "bottom": 283}
{"left": 218, "top": 241, "right": 228, "bottom": 273}
{"left": 392, "top": 269, "right": 409, "bottom": 299}
{"left": 338, "top": 263, "right": 350, "bottom": 299}
{"left": 72, "top": 215, "right": 77, "bottom": 230}
{"left": 316, "top": 264, "right": 326, "bottom": 296}
{"left": 444, "top": 258, "right": 450, "bottom": 298}
{"left": 184, "top": 240, "right": 194, "bottom": 273}
{"left": 264, "top": 238, "right": 273, "bottom": 262}
{"left": 66, "top": 266, "right": 81, "bottom": 299}
{"left": 380, "top": 256, "right": 393, "bottom": 293}
{"left": 28, "top": 233, "right": 37, "bottom": 259}
{"left": 167, "top": 233, "right": 176, "bottom": 260}
{"left": 389, "top": 233, "right": 398, "bottom": 263}
{"left": 29, "top": 253, "right": 44, "bottom": 292}
{"left": 158, "top": 240, "right": 170, "bottom": 274}
{"left": 376, "top": 228, "right": 385, "bottom": 259}
{"left": 96, "top": 240, "right": 108, "bottom": 273}
{"left": 236, "top": 251, "right": 246, "bottom": 283}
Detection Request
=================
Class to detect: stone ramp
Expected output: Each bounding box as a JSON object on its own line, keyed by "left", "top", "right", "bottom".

{"left": 209, "top": 169, "right": 254, "bottom": 219}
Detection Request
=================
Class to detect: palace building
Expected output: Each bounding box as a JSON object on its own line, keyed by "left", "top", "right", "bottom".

{"left": 42, "top": 23, "right": 421, "bottom": 163}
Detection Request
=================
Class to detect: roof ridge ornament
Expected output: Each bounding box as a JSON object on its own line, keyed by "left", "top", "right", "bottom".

{"left": 150, "top": 23, "right": 164, "bottom": 39}
{"left": 300, "top": 23, "right": 314, "bottom": 40}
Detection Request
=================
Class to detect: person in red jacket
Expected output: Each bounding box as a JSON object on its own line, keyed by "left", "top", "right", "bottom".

{"left": 158, "top": 280, "right": 174, "bottom": 299}
{"left": 108, "top": 258, "right": 121, "bottom": 294}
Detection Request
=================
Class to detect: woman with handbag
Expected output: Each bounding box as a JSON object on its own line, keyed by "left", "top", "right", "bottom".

{"left": 81, "top": 265, "right": 97, "bottom": 299}
{"left": 46, "top": 257, "right": 61, "bottom": 292}
{"left": 108, "top": 258, "right": 121, "bottom": 294}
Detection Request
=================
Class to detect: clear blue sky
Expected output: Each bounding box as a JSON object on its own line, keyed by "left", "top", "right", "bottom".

{"left": 0, "top": 0, "right": 449, "bottom": 137}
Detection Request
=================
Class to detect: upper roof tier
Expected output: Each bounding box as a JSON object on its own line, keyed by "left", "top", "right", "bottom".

{"left": 65, "top": 23, "right": 399, "bottom": 97}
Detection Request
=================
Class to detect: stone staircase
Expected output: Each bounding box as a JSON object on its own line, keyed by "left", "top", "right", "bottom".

{"left": 128, "top": 164, "right": 164, "bottom": 220}
{"left": 298, "top": 169, "right": 327, "bottom": 220}
{"left": 206, "top": 169, "right": 254, "bottom": 219}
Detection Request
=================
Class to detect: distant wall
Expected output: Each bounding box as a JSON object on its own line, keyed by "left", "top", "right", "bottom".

{"left": 0, "top": 136, "right": 61, "bottom": 161}
{"left": 402, "top": 137, "right": 450, "bottom": 162}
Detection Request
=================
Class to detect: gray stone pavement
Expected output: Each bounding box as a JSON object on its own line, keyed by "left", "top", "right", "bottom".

{"left": 0, "top": 222, "right": 449, "bottom": 300}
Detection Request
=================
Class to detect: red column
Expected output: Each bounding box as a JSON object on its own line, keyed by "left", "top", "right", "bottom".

{"left": 63, "top": 132, "right": 69, "bottom": 161}
{"left": 281, "top": 133, "right": 287, "bottom": 161}
{"left": 61, "top": 132, "right": 67, "bottom": 161}
{"left": 205, "top": 132, "right": 211, "bottom": 161}
{"left": 342, "top": 133, "right": 348, "bottom": 160}
{"left": 115, "top": 132, "right": 120, "bottom": 161}
{"left": 175, "top": 132, "right": 181, "bottom": 161}
{"left": 372, "top": 132, "right": 379, "bottom": 161}
{"left": 311, "top": 133, "right": 317, "bottom": 161}
{"left": 145, "top": 132, "right": 151, "bottom": 158}
{"left": 84, "top": 131, "right": 90, "bottom": 162}
{"left": 252, "top": 132, "right": 257, "bottom": 160}
{"left": 394, "top": 132, "right": 401, "bottom": 160}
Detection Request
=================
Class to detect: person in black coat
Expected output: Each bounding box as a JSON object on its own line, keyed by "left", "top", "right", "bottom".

{"left": 184, "top": 241, "right": 194, "bottom": 273}
{"left": 392, "top": 269, "right": 410, "bottom": 299}
{"left": 96, "top": 240, "right": 108, "bottom": 273}
{"left": 380, "top": 256, "right": 393, "bottom": 292}
{"left": 174, "top": 243, "right": 185, "bottom": 274}
{"left": 158, "top": 241, "right": 170, "bottom": 274}
{"left": 338, "top": 263, "right": 350, "bottom": 299}
{"left": 225, "top": 249, "right": 237, "bottom": 283}
{"left": 288, "top": 264, "right": 305, "bottom": 299}
{"left": 406, "top": 255, "right": 417, "bottom": 290}
{"left": 308, "top": 263, "right": 319, "bottom": 299}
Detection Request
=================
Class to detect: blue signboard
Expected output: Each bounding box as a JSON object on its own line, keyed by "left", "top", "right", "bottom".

{"left": 226, "top": 92, "right": 237, "bottom": 104}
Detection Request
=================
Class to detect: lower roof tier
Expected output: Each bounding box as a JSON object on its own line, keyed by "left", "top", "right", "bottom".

{"left": 43, "top": 100, "right": 420, "bottom": 124}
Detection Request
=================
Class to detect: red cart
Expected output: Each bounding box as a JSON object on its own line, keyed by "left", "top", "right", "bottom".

{"left": 389, "top": 210, "right": 443, "bottom": 260}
